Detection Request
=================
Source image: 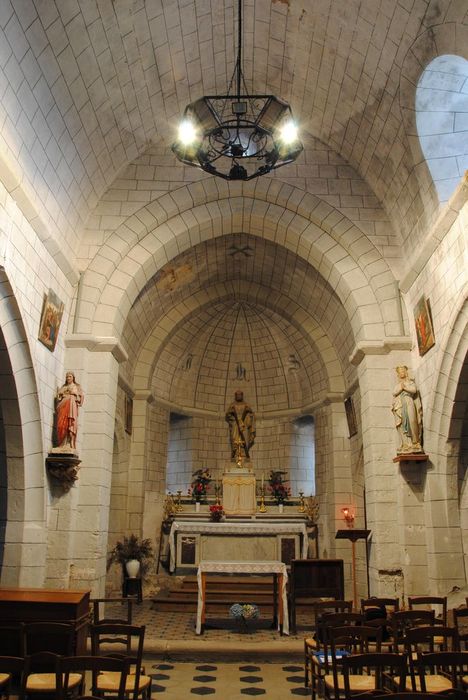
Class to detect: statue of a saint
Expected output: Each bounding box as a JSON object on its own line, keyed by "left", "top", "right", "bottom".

{"left": 391, "top": 366, "right": 423, "bottom": 454}
{"left": 225, "top": 390, "right": 256, "bottom": 462}
{"left": 54, "top": 372, "right": 84, "bottom": 451}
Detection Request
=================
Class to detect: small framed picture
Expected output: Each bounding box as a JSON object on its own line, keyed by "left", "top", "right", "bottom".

{"left": 38, "top": 290, "right": 64, "bottom": 352}
{"left": 414, "top": 296, "right": 435, "bottom": 356}
{"left": 124, "top": 394, "right": 133, "bottom": 435}
{"left": 344, "top": 396, "right": 357, "bottom": 437}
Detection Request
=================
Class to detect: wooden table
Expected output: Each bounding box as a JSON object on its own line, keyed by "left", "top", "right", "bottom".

{"left": 0, "top": 587, "right": 90, "bottom": 655}
{"left": 196, "top": 560, "right": 289, "bottom": 635}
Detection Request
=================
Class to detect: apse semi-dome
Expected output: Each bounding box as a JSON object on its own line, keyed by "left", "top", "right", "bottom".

{"left": 152, "top": 299, "right": 324, "bottom": 414}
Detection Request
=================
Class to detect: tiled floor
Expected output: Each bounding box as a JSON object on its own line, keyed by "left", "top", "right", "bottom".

{"left": 149, "top": 661, "right": 309, "bottom": 698}
{"left": 123, "top": 601, "right": 312, "bottom": 646}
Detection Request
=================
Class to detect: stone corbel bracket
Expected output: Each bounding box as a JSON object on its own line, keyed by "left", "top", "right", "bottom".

{"left": 46, "top": 452, "right": 82, "bottom": 493}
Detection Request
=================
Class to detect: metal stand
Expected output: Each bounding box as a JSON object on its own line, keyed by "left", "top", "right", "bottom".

{"left": 335, "top": 529, "right": 371, "bottom": 610}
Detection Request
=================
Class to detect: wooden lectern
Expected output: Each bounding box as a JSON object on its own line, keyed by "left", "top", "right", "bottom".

{"left": 335, "top": 529, "right": 370, "bottom": 610}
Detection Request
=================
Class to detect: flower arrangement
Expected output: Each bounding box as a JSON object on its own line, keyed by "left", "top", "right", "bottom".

{"left": 106, "top": 534, "right": 153, "bottom": 575}
{"left": 268, "top": 470, "right": 290, "bottom": 504}
{"left": 209, "top": 503, "right": 224, "bottom": 522}
{"left": 230, "top": 603, "right": 260, "bottom": 630}
{"left": 189, "top": 468, "right": 211, "bottom": 502}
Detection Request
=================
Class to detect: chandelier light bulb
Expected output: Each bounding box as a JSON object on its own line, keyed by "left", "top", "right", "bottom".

{"left": 279, "top": 120, "right": 298, "bottom": 145}
{"left": 178, "top": 119, "right": 197, "bottom": 146}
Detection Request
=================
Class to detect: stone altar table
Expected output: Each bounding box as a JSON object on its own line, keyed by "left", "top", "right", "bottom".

{"left": 169, "top": 520, "right": 309, "bottom": 573}
{"left": 196, "top": 559, "right": 289, "bottom": 635}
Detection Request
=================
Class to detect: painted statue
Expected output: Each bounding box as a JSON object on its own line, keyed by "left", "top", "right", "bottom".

{"left": 391, "top": 366, "right": 423, "bottom": 454}
{"left": 54, "top": 372, "right": 84, "bottom": 451}
{"left": 225, "top": 390, "right": 256, "bottom": 462}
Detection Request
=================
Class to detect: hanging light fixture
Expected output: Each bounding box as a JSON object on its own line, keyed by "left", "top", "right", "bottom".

{"left": 172, "top": 0, "right": 303, "bottom": 180}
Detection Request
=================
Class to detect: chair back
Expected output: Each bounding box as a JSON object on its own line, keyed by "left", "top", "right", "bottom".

{"left": 341, "top": 652, "right": 407, "bottom": 698}
{"left": 408, "top": 595, "right": 447, "bottom": 625}
{"left": 58, "top": 655, "right": 130, "bottom": 700}
{"left": 0, "top": 655, "right": 26, "bottom": 700}
{"left": 453, "top": 607, "right": 468, "bottom": 651}
{"left": 308, "top": 600, "right": 353, "bottom": 633}
{"left": 90, "top": 622, "right": 145, "bottom": 666}
{"left": 21, "top": 621, "right": 76, "bottom": 656}
{"left": 361, "top": 597, "right": 399, "bottom": 614}
{"left": 389, "top": 609, "right": 435, "bottom": 652}
{"left": 91, "top": 598, "right": 133, "bottom": 624}
{"left": 416, "top": 650, "right": 468, "bottom": 692}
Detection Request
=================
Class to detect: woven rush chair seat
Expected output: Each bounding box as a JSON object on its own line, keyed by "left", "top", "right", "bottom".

{"left": 304, "top": 601, "right": 353, "bottom": 685}
{"left": 90, "top": 623, "right": 151, "bottom": 700}
{"left": 415, "top": 650, "right": 468, "bottom": 694}
{"left": 403, "top": 624, "right": 459, "bottom": 692}
{"left": 0, "top": 656, "right": 26, "bottom": 700}
{"left": 59, "top": 655, "right": 131, "bottom": 700}
{"left": 25, "top": 652, "right": 83, "bottom": 695}
{"left": 322, "top": 624, "right": 383, "bottom": 700}
{"left": 340, "top": 652, "right": 408, "bottom": 699}
{"left": 307, "top": 612, "right": 364, "bottom": 699}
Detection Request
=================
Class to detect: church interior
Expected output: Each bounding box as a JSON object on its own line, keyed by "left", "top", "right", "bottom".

{"left": 0, "top": 0, "right": 467, "bottom": 673}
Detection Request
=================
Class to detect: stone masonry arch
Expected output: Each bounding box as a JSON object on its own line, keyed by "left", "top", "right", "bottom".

{"left": 78, "top": 180, "right": 402, "bottom": 345}
{"left": 0, "top": 268, "right": 46, "bottom": 586}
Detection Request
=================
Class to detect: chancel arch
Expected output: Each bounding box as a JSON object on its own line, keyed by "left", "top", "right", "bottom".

{"left": 78, "top": 181, "right": 403, "bottom": 346}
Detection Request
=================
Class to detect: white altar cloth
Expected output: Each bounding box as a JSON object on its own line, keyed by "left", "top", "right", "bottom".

{"left": 169, "top": 520, "right": 309, "bottom": 572}
{"left": 196, "top": 560, "right": 289, "bottom": 635}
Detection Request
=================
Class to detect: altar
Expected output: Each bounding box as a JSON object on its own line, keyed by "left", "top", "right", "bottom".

{"left": 168, "top": 519, "right": 309, "bottom": 573}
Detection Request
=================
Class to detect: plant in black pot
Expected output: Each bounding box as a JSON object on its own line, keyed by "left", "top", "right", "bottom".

{"left": 107, "top": 534, "right": 153, "bottom": 579}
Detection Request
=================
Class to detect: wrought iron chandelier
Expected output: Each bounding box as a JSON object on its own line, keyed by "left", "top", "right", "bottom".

{"left": 172, "top": 0, "right": 303, "bottom": 181}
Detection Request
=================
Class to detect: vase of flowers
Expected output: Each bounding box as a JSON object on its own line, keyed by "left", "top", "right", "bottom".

{"left": 268, "top": 470, "right": 290, "bottom": 506}
{"left": 106, "top": 534, "right": 153, "bottom": 577}
{"left": 190, "top": 468, "right": 212, "bottom": 504}
{"left": 229, "top": 603, "right": 260, "bottom": 632}
{"left": 209, "top": 504, "right": 225, "bottom": 522}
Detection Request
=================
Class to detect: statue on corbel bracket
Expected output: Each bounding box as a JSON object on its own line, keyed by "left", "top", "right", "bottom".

{"left": 392, "top": 366, "right": 427, "bottom": 462}
{"left": 46, "top": 371, "right": 84, "bottom": 491}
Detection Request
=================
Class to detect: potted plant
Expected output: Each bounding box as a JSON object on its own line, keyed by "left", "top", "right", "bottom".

{"left": 107, "top": 534, "right": 153, "bottom": 579}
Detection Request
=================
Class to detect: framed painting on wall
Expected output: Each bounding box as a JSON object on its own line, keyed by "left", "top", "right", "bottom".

{"left": 38, "top": 290, "right": 64, "bottom": 352}
{"left": 414, "top": 296, "right": 435, "bottom": 356}
{"left": 344, "top": 396, "right": 357, "bottom": 437}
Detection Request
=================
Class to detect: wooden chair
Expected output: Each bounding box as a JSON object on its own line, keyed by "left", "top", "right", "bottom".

{"left": 408, "top": 595, "right": 448, "bottom": 626}
{"left": 23, "top": 651, "right": 82, "bottom": 699}
{"left": 453, "top": 607, "right": 468, "bottom": 651}
{"left": 21, "top": 621, "right": 77, "bottom": 656}
{"left": 59, "top": 656, "right": 130, "bottom": 700}
{"left": 304, "top": 600, "right": 353, "bottom": 686}
{"left": 22, "top": 622, "right": 82, "bottom": 698}
{"left": 415, "top": 650, "right": 468, "bottom": 694}
{"left": 91, "top": 598, "right": 133, "bottom": 624}
{"left": 404, "top": 625, "right": 459, "bottom": 692}
{"left": 90, "top": 623, "right": 151, "bottom": 700}
{"left": 340, "top": 652, "right": 408, "bottom": 699}
{"left": 308, "top": 612, "right": 364, "bottom": 699}
{"left": 289, "top": 558, "right": 344, "bottom": 633}
{"left": 322, "top": 624, "right": 382, "bottom": 700}
{"left": 0, "top": 656, "right": 26, "bottom": 700}
{"left": 389, "top": 609, "right": 435, "bottom": 652}
{"left": 360, "top": 597, "right": 399, "bottom": 651}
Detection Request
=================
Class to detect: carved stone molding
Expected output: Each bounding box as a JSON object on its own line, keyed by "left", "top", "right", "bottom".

{"left": 46, "top": 453, "right": 81, "bottom": 492}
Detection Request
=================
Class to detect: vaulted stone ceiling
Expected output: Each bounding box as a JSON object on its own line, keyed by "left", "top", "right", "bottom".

{"left": 1, "top": 0, "right": 464, "bottom": 258}
{"left": 122, "top": 233, "right": 353, "bottom": 411}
